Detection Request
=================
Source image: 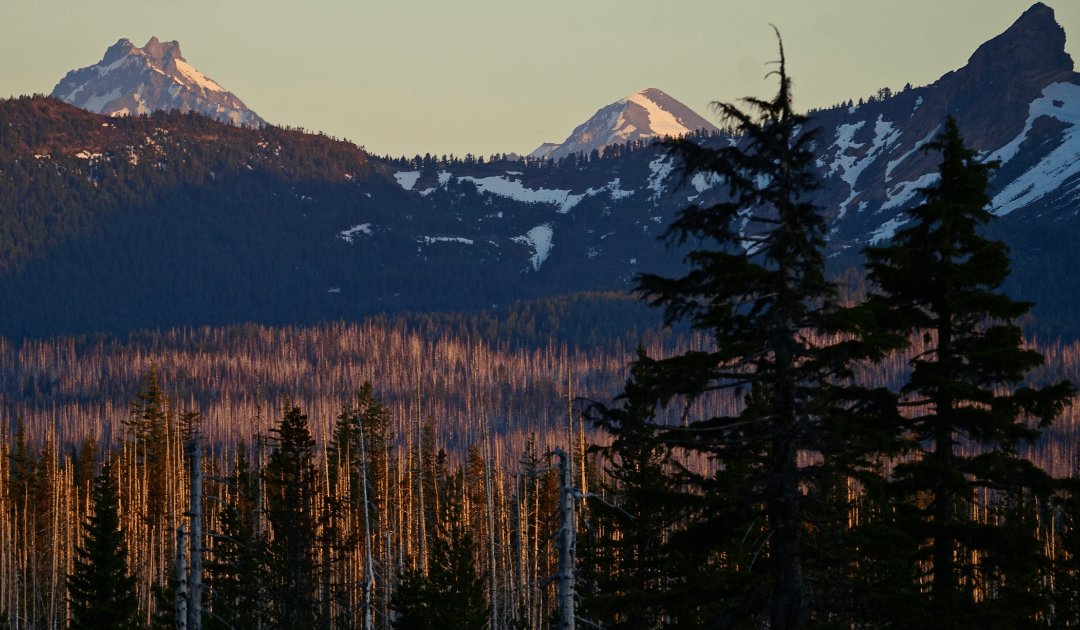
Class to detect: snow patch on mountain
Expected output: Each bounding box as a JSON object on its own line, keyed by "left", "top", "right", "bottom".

{"left": 601, "top": 178, "right": 635, "bottom": 200}
{"left": 885, "top": 127, "right": 939, "bottom": 182}
{"left": 457, "top": 175, "right": 580, "bottom": 212}
{"left": 869, "top": 215, "right": 911, "bottom": 244}
{"left": 830, "top": 116, "right": 904, "bottom": 218}
{"left": 421, "top": 236, "right": 474, "bottom": 245}
{"left": 647, "top": 156, "right": 675, "bottom": 201}
{"left": 394, "top": 171, "right": 422, "bottom": 190}
{"left": 825, "top": 122, "right": 867, "bottom": 181}
{"left": 988, "top": 83, "right": 1080, "bottom": 166}
{"left": 81, "top": 87, "right": 124, "bottom": 114}
{"left": 173, "top": 58, "right": 225, "bottom": 92}
{"left": 691, "top": 172, "right": 723, "bottom": 193}
{"left": 989, "top": 83, "right": 1080, "bottom": 216}
{"left": 338, "top": 223, "right": 372, "bottom": 244}
{"left": 624, "top": 92, "right": 692, "bottom": 137}
{"left": 513, "top": 225, "right": 554, "bottom": 272}
{"left": 881, "top": 172, "right": 940, "bottom": 212}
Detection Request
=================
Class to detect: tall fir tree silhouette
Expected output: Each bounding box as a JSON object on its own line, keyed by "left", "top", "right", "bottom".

{"left": 391, "top": 471, "right": 488, "bottom": 630}
{"left": 594, "top": 31, "right": 898, "bottom": 630}
{"left": 863, "top": 115, "right": 1076, "bottom": 629}
{"left": 67, "top": 460, "right": 138, "bottom": 630}
{"left": 264, "top": 399, "right": 319, "bottom": 630}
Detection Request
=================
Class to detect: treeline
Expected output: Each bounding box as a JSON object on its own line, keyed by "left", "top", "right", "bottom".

{"left": 379, "top": 126, "right": 727, "bottom": 173}
{"left": 0, "top": 300, "right": 708, "bottom": 466}
{"left": 6, "top": 301, "right": 1080, "bottom": 480}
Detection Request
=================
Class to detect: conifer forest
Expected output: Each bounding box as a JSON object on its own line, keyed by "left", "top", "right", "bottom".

{"left": 10, "top": 49, "right": 1080, "bottom": 630}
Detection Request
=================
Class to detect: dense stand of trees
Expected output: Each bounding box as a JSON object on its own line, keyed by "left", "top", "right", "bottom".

{"left": 0, "top": 366, "right": 598, "bottom": 630}
{"left": 0, "top": 96, "right": 369, "bottom": 277}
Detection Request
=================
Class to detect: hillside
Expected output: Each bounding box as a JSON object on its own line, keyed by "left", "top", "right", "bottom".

{"left": 2, "top": 4, "right": 1080, "bottom": 340}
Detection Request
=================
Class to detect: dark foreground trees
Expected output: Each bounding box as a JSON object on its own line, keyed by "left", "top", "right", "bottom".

{"left": 67, "top": 461, "right": 138, "bottom": 630}
{"left": 391, "top": 481, "right": 489, "bottom": 630}
{"left": 590, "top": 34, "right": 897, "bottom": 630}
{"left": 589, "top": 43, "right": 1073, "bottom": 630}
{"left": 862, "top": 115, "right": 1076, "bottom": 629}
{"left": 264, "top": 400, "right": 320, "bottom": 630}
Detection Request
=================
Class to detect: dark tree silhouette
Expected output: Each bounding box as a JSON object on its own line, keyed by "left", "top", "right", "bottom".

{"left": 67, "top": 460, "right": 139, "bottom": 630}
{"left": 863, "top": 115, "right": 1076, "bottom": 628}
{"left": 264, "top": 400, "right": 319, "bottom": 630}
{"left": 594, "top": 32, "right": 898, "bottom": 630}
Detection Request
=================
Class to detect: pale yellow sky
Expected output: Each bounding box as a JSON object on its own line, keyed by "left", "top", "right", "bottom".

{"left": 1, "top": 0, "right": 1077, "bottom": 158}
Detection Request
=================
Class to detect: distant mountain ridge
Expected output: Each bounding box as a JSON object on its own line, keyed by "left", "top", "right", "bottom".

{"left": 531, "top": 88, "right": 719, "bottom": 160}
{"left": 51, "top": 37, "right": 264, "bottom": 126}
{"left": 4, "top": 3, "right": 1080, "bottom": 340}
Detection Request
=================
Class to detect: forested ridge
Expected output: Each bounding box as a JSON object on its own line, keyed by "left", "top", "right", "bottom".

{"left": 0, "top": 96, "right": 700, "bottom": 339}
{"left": 0, "top": 95, "right": 369, "bottom": 274}
{"left": 4, "top": 93, "right": 1080, "bottom": 341}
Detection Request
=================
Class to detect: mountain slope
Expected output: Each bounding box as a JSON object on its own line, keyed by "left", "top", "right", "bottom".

{"left": 51, "top": 37, "right": 264, "bottom": 126}
{"left": 802, "top": 2, "right": 1080, "bottom": 251}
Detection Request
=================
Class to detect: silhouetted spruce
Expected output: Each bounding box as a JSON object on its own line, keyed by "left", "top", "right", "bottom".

{"left": 67, "top": 460, "right": 139, "bottom": 630}
{"left": 862, "top": 115, "right": 1076, "bottom": 629}
{"left": 264, "top": 400, "right": 319, "bottom": 630}
{"left": 595, "top": 32, "right": 900, "bottom": 630}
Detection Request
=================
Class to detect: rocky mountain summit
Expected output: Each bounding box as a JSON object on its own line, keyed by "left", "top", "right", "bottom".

{"left": 530, "top": 88, "right": 718, "bottom": 161}
{"left": 800, "top": 2, "right": 1080, "bottom": 252}
{"left": 51, "top": 37, "right": 264, "bottom": 126}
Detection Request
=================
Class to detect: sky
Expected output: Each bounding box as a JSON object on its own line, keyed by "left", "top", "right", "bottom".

{"left": 2, "top": 1, "right": 1078, "bottom": 158}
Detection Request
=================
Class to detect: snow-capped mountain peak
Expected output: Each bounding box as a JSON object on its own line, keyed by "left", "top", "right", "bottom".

{"left": 51, "top": 37, "right": 264, "bottom": 126}
{"left": 532, "top": 88, "right": 718, "bottom": 161}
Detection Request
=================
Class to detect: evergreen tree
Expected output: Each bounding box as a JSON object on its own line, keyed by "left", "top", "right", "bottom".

{"left": 264, "top": 399, "right": 319, "bottom": 630}
{"left": 593, "top": 34, "right": 897, "bottom": 629}
{"left": 591, "top": 34, "right": 894, "bottom": 630}
{"left": 125, "top": 363, "right": 173, "bottom": 529}
{"left": 581, "top": 349, "right": 703, "bottom": 630}
{"left": 323, "top": 385, "right": 388, "bottom": 630}
{"left": 862, "top": 115, "right": 1076, "bottom": 628}
{"left": 391, "top": 471, "right": 488, "bottom": 630}
{"left": 206, "top": 442, "right": 264, "bottom": 630}
{"left": 67, "top": 460, "right": 139, "bottom": 630}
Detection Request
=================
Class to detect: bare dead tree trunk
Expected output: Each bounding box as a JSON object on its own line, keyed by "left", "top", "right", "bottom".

{"left": 187, "top": 435, "right": 203, "bottom": 630}
{"left": 566, "top": 369, "right": 574, "bottom": 497}
{"left": 176, "top": 524, "right": 189, "bottom": 630}
{"left": 554, "top": 448, "right": 575, "bottom": 630}
{"left": 481, "top": 408, "right": 498, "bottom": 630}
{"left": 415, "top": 377, "right": 427, "bottom": 577}
{"left": 359, "top": 423, "right": 374, "bottom": 630}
